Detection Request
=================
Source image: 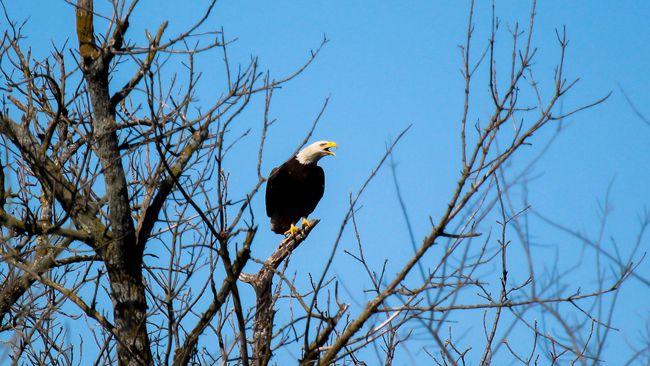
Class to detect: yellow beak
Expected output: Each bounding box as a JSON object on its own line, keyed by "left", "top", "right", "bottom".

{"left": 324, "top": 141, "right": 338, "bottom": 156}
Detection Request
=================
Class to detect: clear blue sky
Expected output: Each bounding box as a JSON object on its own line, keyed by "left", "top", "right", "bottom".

{"left": 3, "top": 1, "right": 650, "bottom": 364}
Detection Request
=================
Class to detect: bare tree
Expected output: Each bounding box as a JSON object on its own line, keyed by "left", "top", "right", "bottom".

{"left": 0, "top": 1, "right": 645, "bottom": 365}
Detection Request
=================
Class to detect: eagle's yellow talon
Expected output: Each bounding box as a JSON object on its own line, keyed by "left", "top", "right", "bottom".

{"left": 284, "top": 224, "right": 300, "bottom": 237}
{"left": 301, "top": 217, "right": 311, "bottom": 228}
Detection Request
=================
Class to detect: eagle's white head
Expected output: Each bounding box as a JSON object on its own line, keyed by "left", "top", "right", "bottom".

{"left": 296, "top": 140, "right": 338, "bottom": 164}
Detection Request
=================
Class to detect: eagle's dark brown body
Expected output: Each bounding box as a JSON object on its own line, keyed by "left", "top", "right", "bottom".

{"left": 265, "top": 158, "right": 325, "bottom": 234}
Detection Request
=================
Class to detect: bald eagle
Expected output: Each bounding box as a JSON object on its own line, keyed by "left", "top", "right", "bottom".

{"left": 265, "top": 140, "right": 337, "bottom": 236}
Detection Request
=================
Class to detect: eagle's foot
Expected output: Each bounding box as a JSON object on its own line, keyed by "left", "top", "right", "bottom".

{"left": 300, "top": 217, "right": 311, "bottom": 228}
{"left": 284, "top": 224, "right": 300, "bottom": 237}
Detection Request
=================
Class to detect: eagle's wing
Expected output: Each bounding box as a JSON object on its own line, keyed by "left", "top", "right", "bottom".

{"left": 265, "top": 166, "right": 286, "bottom": 217}
{"left": 305, "top": 165, "right": 325, "bottom": 214}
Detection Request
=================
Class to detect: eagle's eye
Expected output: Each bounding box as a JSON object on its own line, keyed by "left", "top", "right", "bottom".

{"left": 320, "top": 143, "right": 326, "bottom": 147}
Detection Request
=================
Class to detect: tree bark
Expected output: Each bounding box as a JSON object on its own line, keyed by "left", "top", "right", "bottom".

{"left": 241, "top": 220, "right": 319, "bottom": 366}
{"left": 75, "top": 1, "right": 152, "bottom": 364}
{"left": 105, "top": 259, "right": 152, "bottom": 366}
{"left": 252, "top": 281, "right": 274, "bottom": 366}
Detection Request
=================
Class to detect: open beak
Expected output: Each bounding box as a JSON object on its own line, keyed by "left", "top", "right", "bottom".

{"left": 324, "top": 141, "right": 338, "bottom": 156}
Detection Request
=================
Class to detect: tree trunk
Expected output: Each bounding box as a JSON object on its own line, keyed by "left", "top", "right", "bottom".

{"left": 75, "top": 1, "right": 153, "bottom": 364}
{"left": 106, "top": 258, "right": 152, "bottom": 366}
{"left": 85, "top": 67, "right": 153, "bottom": 366}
